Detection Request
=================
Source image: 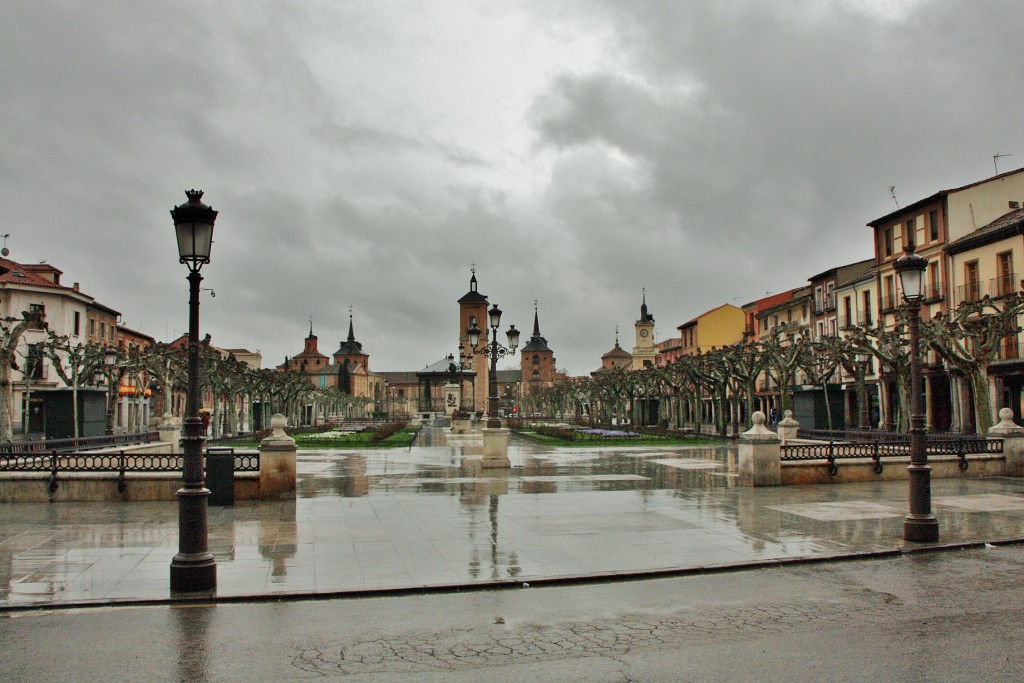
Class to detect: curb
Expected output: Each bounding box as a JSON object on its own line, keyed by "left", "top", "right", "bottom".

{"left": 4, "top": 536, "right": 1023, "bottom": 615}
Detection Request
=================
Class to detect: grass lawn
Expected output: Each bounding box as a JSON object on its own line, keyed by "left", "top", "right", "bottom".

{"left": 515, "top": 430, "right": 723, "bottom": 447}
{"left": 213, "top": 426, "right": 421, "bottom": 450}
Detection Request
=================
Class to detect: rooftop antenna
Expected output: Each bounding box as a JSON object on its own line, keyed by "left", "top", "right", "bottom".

{"left": 1, "top": 233, "right": 9, "bottom": 257}
{"left": 889, "top": 186, "right": 899, "bottom": 210}
{"left": 994, "top": 153, "right": 1012, "bottom": 175}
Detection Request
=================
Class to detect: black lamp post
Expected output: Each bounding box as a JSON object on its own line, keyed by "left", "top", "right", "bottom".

{"left": 468, "top": 304, "right": 520, "bottom": 428}
{"left": 169, "top": 189, "right": 218, "bottom": 592}
{"left": 894, "top": 243, "right": 938, "bottom": 542}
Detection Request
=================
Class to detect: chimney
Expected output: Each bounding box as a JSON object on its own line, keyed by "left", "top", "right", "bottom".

{"left": 73, "top": 282, "right": 80, "bottom": 292}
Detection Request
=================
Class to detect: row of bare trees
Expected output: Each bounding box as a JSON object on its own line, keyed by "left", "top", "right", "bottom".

{"left": 522, "top": 290, "right": 1024, "bottom": 436}
{"left": 0, "top": 319, "right": 377, "bottom": 441}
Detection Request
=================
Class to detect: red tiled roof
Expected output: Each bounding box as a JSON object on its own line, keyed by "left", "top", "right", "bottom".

{"left": 0, "top": 257, "right": 74, "bottom": 290}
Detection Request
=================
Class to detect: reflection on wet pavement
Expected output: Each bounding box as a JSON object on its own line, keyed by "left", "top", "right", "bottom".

{"left": 3, "top": 426, "right": 1024, "bottom": 607}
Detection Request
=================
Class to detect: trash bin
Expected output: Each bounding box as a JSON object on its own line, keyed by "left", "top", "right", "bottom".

{"left": 206, "top": 447, "right": 235, "bottom": 506}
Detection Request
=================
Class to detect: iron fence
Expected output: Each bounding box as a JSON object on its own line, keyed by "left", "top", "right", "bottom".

{"left": 782, "top": 437, "right": 1002, "bottom": 476}
{"left": 0, "top": 450, "right": 259, "bottom": 494}
{"left": 0, "top": 432, "right": 161, "bottom": 454}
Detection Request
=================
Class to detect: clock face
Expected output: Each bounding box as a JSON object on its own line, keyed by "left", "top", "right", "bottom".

{"left": 640, "top": 329, "right": 649, "bottom": 337}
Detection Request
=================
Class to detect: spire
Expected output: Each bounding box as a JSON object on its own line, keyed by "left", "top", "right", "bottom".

{"left": 470, "top": 264, "right": 478, "bottom": 292}
{"left": 532, "top": 300, "right": 541, "bottom": 337}
{"left": 638, "top": 288, "right": 654, "bottom": 323}
{"left": 308, "top": 315, "right": 314, "bottom": 339}
{"left": 615, "top": 325, "right": 620, "bottom": 347}
{"left": 347, "top": 311, "right": 355, "bottom": 342}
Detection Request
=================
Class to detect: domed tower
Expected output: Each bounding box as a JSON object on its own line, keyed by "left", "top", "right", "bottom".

{"left": 457, "top": 267, "right": 490, "bottom": 410}
{"left": 632, "top": 289, "right": 657, "bottom": 369}
{"left": 520, "top": 302, "right": 556, "bottom": 386}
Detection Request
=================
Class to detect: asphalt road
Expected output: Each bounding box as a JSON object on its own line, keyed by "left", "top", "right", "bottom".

{"left": 3, "top": 545, "right": 1023, "bottom": 682}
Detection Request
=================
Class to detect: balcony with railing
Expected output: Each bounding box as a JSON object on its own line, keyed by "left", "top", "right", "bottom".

{"left": 991, "top": 272, "right": 1017, "bottom": 299}
{"left": 811, "top": 298, "right": 823, "bottom": 315}
{"left": 955, "top": 282, "right": 982, "bottom": 307}
{"left": 923, "top": 280, "right": 944, "bottom": 304}
{"left": 995, "top": 337, "right": 1020, "bottom": 362}
{"left": 857, "top": 311, "right": 873, "bottom": 327}
{"left": 823, "top": 292, "right": 836, "bottom": 312}
{"left": 879, "top": 294, "right": 898, "bottom": 313}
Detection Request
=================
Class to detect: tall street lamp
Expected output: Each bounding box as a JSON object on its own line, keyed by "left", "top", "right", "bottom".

{"left": 467, "top": 304, "right": 520, "bottom": 428}
{"left": 894, "top": 243, "right": 938, "bottom": 542}
{"left": 103, "top": 346, "right": 118, "bottom": 435}
{"left": 170, "top": 189, "right": 218, "bottom": 592}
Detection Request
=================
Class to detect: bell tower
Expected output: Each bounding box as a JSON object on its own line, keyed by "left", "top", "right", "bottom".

{"left": 457, "top": 266, "right": 490, "bottom": 411}
{"left": 632, "top": 288, "right": 657, "bottom": 369}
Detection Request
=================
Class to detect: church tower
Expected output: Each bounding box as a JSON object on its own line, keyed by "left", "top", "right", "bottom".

{"left": 457, "top": 267, "right": 490, "bottom": 411}
{"left": 334, "top": 311, "right": 370, "bottom": 394}
{"left": 520, "top": 302, "right": 556, "bottom": 386}
{"left": 631, "top": 289, "right": 657, "bottom": 369}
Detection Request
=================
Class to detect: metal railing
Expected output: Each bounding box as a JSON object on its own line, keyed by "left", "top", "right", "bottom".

{"left": 956, "top": 282, "right": 982, "bottom": 306}
{"left": 879, "top": 295, "right": 898, "bottom": 313}
{"left": 0, "top": 450, "right": 259, "bottom": 494}
{"left": 991, "top": 272, "right": 1016, "bottom": 298}
{"left": 0, "top": 432, "right": 161, "bottom": 454}
{"left": 923, "top": 280, "right": 944, "bottom": 303}
{"left": 783, "top": 434, "right": 1002, "bottom": 476}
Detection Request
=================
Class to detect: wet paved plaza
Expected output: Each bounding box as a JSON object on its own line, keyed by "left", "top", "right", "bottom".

{"left": 3, "top": 426, "right": 1024, "bottom": 607}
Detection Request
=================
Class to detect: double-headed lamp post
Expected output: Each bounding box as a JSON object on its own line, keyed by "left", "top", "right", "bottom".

{"left": 467, "top": 304, "right": 520, "bottom": 428}
{"left": 894, "top": 243, "right": 939, "bottom": 542}
{"left": 170, "top": 189, "right": 218, "bottom": 592}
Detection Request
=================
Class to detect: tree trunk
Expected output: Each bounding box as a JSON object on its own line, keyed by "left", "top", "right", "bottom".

{"left": 968, "top": 364, "right": 994, "bottom": 434}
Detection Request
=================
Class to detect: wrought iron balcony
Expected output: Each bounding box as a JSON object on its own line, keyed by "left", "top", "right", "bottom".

{"left": 955, "top": 282, "right": 982, "bottom": 306}
{"left": 922, "top": 280, "right": 944, "bottom": 304}
{"left": 991, "top": 273, "right": 1017, "bottom": 299}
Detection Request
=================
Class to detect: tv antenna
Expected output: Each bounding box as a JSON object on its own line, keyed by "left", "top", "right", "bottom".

{"left": 888, "top": 186, "right": 899, "bottom": 209}
{"left": 994, "top": 152, "right": 1012, "bottom": 175}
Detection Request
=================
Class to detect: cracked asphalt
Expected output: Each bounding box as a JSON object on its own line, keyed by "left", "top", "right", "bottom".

{"left": 3, "top": 544, "right": 1023, "bottom": 682}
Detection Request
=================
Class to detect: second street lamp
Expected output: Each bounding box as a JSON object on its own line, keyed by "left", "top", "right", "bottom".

{"left": 468, "top": 304, "right": 520, "bottom": 428}
{"left": 894, "top": 243, "right": 938, "bottom": 543}
{"left": 169, "top": 189, "right": 218, "bottom": 593}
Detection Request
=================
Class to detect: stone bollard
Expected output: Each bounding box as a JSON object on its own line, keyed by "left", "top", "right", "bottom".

{"left": 259, "top": 413, "right": 297, "bottom": 499}
{"left": 738, "top": 411, "right": 781, "bottom": 486}
{"left": 988, "top": 407, "right": 1024, "bottom": 477}
{"left": 481, "top": 428, "right": 511, "bottom": 468}
{"left": 777, "top": 410, "right": 799, "bottom": 445}
{"left": 157, "top": 414, "right": 181, "bottom": 454}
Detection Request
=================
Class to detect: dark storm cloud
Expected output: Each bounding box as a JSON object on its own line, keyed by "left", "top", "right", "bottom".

{"left": 3, "top": 1, "right": 1024, "bottom": 374}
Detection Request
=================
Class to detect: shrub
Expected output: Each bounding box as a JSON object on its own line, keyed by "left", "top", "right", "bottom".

{"left": 370, "top": 421, "right": 409, "bottom": 442}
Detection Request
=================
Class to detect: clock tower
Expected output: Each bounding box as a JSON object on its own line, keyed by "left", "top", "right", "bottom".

{"left": 631, "top": 289, "right": 657, "bottom": 369}
{"left": 458, "top": 267, "right": 490, "bottom": 411}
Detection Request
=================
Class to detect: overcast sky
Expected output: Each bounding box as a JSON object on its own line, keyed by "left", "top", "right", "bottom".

{"left": 3, "top": 1, "right": 1024, "bottom": 375}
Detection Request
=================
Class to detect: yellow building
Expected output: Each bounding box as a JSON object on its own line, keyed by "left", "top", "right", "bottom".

{"left": 677, "top": 303, "right": 745, "bottom": 355}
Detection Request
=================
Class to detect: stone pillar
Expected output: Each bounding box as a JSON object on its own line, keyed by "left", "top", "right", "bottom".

{"left": 481, "top": 428, "right": 510, "bottom": 468}
{"left": 158, "top": 414, "right": 181, "bottom": 454}
{"left": 989, "top": 407, "right": 1024, "bottom": 477}
{"left": 259, "top": 413, "right": 297, "bottom": 500}
{"left": 738, "top": 412, "right": 781, "bottom": 487}
{"left": 777, "top": 410, "right": 799, "bottom": 444}
{"left": 924, "top": 374, "right": 934, "bottom": 431}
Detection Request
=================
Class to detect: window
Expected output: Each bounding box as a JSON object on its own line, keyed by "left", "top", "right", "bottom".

{"left": 73, "top": 311, "right": 81, "bottom": 336}
{"left": 929, "top": 210, "right": 939, "bottom": 242}
{"left": 996, "top": 251, "right": 1014, "bottom": 297}
{"left": 532, "top": 354, "right": 539, "bottom": 365}
{"left": 109, "top": 326, "right": 114, "bottom": 341}
{"left": 883, "top": 227, "right": 893, "bottom": 257}
{"left": 883, "top": 275, "right": 895, "bottom": 310}
{"left": 862, "top": 290, "right": 872, "bottom": 326}
{"left": 25, "top": 343, "right": 44, "bottom": 380}
{"left": 532, "top": 371, "right": 540, "bottom": 380}
{"left": 89, "top": 318, "right": 95, "bottom": 335}
{"left": 965, "top": 261, "right": 980, "bottom": 302}
{"left": 927, "top": 262, "right": 940, "bottom": 300}
{"left": 29, "top": 303, "right": 45, "bottom": 315}
{"left": 99, "top": 322, "right": 105, "bottom": 339}
{"left": 843, "top": 296, "right": 852, "bottom": 325}
{"left": 904, "top": 219, "right": 915, "bottom": 247}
